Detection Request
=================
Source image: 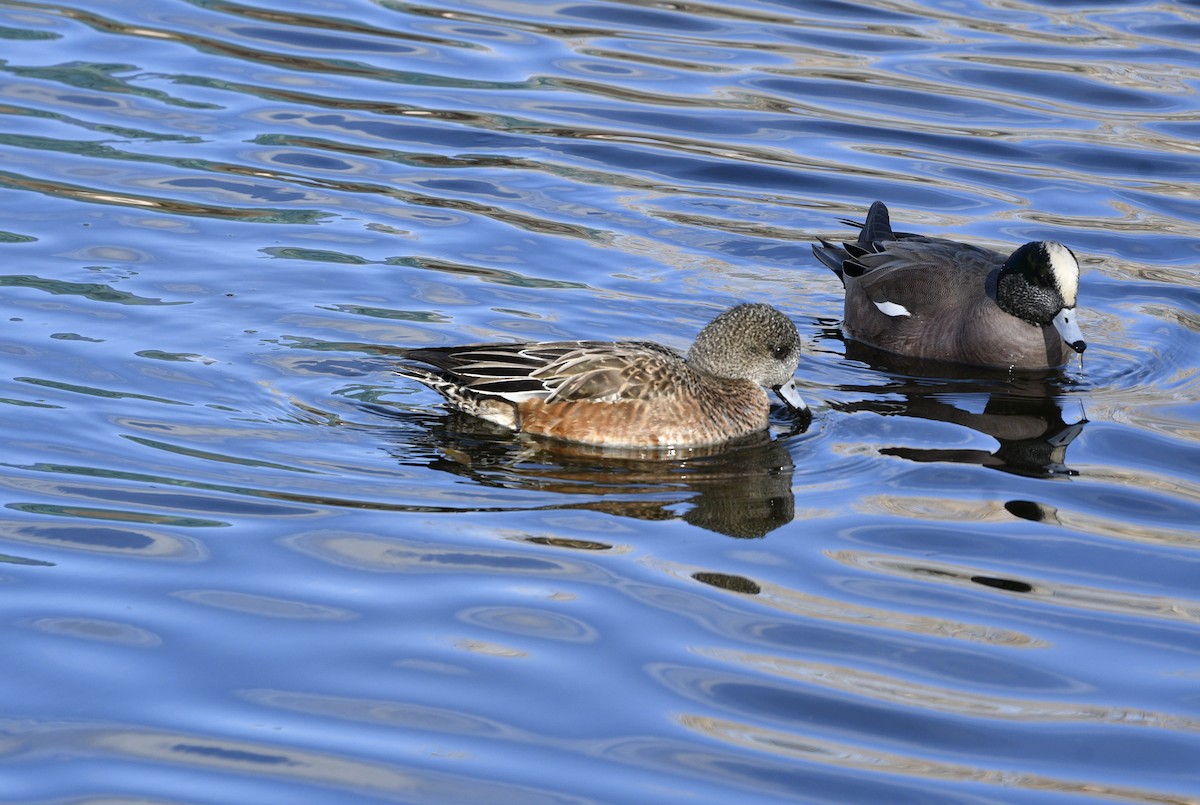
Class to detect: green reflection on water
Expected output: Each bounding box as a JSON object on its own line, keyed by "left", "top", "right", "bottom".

{"left": 0, "top": 274, "right": 188, "bottom": 305}
{"left": 0, "top": 397, "right": 63, "bottom": 409}
{"left": 15, "top": 377, "right": 191, "bottom": 405}
{"left": 7, "top": 61, "right": 219, "bottom": 109}
{"left": 51, "top": 333, "right": 104, "bottom": 342}
{"left": 0, "top": 552, "right": 55, "bottom": 566}
{"left": 121, "top": 435, "right": 321, "bottom": 474}
{"left": 0, "top": 26, "right": 58, "bottom": 40}
{"left": 134, "top": 350, "right": 204, "bottom": 362}
{"left": 262, "top": 246, "right": 369, "bottom": 264}
{"left": 0, "top": 169, "right": 334, "bottom": 223}
{"left": 6, "top": 502, "right": 229, "bottom": 528}
{"left": 319, "top": 304, "right": 448, "bottom": 322}
{"left": 386, "top": 255, "right": 589, "bottom": 289}
{"left": 0, "top": 100, "right": 203, "bottom": 143}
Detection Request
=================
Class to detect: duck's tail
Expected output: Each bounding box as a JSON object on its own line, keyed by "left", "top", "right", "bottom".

{"left": 811, "top": 238, "right": 848, "bottom": 285}
{"left": 858, "top": 201, "right": 894, "bottom": 244}
{"left": 812, "top": 201, "right": 892, "bottom": 285}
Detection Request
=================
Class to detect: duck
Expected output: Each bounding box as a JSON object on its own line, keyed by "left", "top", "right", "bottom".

{"left": 395, "top": 303, "right": 807, "bottom": 448}
{"left": 812, "top": 201, "right": 1086, "bottom": 369}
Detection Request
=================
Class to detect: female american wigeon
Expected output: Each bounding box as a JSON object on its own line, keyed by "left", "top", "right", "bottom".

{"left": 812, "top": 201, "right": 1087, "bottom": 370}
{"left": 395, "top": 303, "right": 807, "bottom": 448}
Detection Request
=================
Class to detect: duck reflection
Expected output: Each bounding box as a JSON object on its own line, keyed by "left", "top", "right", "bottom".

{"left": 834, "top": 341, "right": 1087, "bottom": 478}
{"left": 382, "top": 408, "right": 804, "bottom": 538}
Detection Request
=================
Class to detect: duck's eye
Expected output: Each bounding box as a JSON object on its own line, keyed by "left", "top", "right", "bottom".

{"left": 771, "top": 343, "right": 790, "bottom": 360}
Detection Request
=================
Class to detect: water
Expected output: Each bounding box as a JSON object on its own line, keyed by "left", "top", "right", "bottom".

{"left": 2, "top": 0, "right": 1199, "bottom": 802}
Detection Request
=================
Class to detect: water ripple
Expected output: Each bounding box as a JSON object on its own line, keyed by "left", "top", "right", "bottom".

{"left": 2, "top": 0, "right": 1200, "bottom": 802}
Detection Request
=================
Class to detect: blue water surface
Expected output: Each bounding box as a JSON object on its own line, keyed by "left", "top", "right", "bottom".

{"left": 2, "top": 0, "right": 1199, "bottom": 802}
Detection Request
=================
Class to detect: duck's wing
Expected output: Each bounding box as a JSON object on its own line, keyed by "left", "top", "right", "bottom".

{"left": 399, "top": 341, "right": 583, "bottom": 401}
{"left": 533, "top": 341, "right": 686, "bottom": 403}
{"left": 849, "top": 238, "right": 1001, "bottom": 316}
{"left": 399, "top": 341, "right": 685, "bottom": 404}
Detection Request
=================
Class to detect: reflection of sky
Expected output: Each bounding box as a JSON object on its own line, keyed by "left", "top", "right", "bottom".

{"left": 2, "top": 1, "right": 1200, "bottom": 803}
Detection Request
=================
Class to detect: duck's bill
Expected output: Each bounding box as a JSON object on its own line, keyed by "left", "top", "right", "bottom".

{"left": 774, "top": 378, "right": 808, "bottom": 413}
{"left": 1053, "top": 307, "right": 1087, "bottom": 354}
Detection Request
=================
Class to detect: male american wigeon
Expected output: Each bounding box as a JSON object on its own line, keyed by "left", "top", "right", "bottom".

{"left": 812, "top": 201, "right": 1087, "bottom": 370}
{"left": 395, "top": 303, "right": 807, "bottom": 448}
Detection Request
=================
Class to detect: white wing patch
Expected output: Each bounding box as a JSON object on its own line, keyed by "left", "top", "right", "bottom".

{"left": 873, "top": 300, "right": 911, "bottom": 317}
{"left": 492, "top": 389, "right": 548, "bottom": 403}
{"left": 1045, "top": 241, "right": 1079, "bottom": 306}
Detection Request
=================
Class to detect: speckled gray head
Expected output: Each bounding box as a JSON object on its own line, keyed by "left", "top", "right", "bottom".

{"left": 687, "top": 303, "right": 807, "bottom": 412}
{"left": 998, "top": 241, "right": 1086, "bottom": 354}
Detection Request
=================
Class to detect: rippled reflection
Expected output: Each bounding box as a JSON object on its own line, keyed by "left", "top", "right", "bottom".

{"left": 833, "top": 342, "right": 1087, "bottom": 477}
{"left": 0, "top": 722, "right": 574, "bottom": 804}
{"left": 3, "top": 0, "right": 1200, "bottom": 802}
{"left": 381, "top": 408, "right": 802, "bottom": 538}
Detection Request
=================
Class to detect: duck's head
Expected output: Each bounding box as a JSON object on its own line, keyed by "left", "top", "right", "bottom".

{"left": 998, "top": 241, "right": 1086, "bottom": 354}
{"left": 688, "top": 303, "right": 807, "bottom": 413}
